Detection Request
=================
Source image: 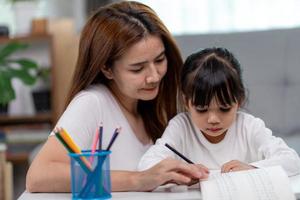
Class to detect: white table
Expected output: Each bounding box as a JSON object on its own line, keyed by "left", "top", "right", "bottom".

{"left": 18, "top": 189, "right": 201, "bottom": 200}
{"left": 18, "top": 175, "right": 300, "bottom": 200}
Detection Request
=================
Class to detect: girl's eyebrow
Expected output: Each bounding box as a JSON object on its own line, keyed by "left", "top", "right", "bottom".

{"left": 129, "top": 50, "right": 165, "bottom": 67}
{"left": 219, "top": 104, "right": 233, "bottom": 108}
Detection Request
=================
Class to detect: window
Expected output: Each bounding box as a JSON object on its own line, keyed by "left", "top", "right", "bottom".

{"left": 1, "top": 0, "right": 300, "bottom": 36}
{"left": 136, "top": 0, "right": 300, "bottom": 35}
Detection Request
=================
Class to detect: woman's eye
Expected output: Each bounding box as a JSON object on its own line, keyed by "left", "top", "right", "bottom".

{"left": 130, "top": 67, "right": 143, "bottom": 73}
{"left": 220, "top": 107, "right": 231, "bottom": 112}
{"left": 155, "top": 56, "right": 166, "bottom": 63}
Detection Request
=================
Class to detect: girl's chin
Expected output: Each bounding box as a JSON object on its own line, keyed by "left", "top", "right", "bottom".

{"left": 202, "top": 129, "right": 227, "bottom": 137}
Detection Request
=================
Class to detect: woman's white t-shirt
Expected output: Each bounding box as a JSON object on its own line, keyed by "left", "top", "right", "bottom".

{"left": 51, "top": 84, "right": 152, "bottom": 170}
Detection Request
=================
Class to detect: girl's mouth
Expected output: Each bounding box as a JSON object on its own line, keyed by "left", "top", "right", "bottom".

{"left": 207, "top": 128, "right": 222, "bottom": 132}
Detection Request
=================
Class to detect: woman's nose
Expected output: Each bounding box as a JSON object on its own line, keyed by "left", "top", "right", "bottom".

{"left": 146, "top": 65, "right": 160, "bottom": 83}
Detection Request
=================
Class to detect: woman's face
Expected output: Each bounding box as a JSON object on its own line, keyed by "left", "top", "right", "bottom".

{"left": 187, "top": 97, "right": 239, "bottom": 143}
{"left": 104, "top": 35, "right": 167, "bottom": 102}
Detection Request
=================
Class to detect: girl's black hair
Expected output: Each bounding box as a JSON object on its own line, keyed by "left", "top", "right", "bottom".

{"left": 181, "top": 47, "right": 246, "bottom": 108}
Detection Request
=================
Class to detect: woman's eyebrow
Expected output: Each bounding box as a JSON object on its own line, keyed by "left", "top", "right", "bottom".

{"left": 129, "top": 50, "right": 165, "bottom": 67}
{"left": 154, "top": 50, "right": 165, "bottom": 59}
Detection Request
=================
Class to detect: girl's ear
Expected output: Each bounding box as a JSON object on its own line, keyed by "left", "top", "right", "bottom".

{"left": 182, "top": 94, "right": 190, "bottom": 110}
{"left": 101, "top": 66, "right": 114, "bottom": 80}
{"left": 238, "top": 97, "right": 246, "bottom": 108}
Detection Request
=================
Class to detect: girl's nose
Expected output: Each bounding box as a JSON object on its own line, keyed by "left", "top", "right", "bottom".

{"left": 207, "top": 112, "right": 220, "bottom": 124}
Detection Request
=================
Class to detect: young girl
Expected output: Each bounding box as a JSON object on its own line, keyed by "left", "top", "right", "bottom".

{"left": 138, "top": 47, "right": 300, "bottom": 177}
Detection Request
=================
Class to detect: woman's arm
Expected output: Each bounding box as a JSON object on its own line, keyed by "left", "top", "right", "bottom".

{"left": 26, "top": 136, "right": 71, "bottom": 192}
{"left": 112, "top": 158, "right": 208, "bottom": 192}
{"left": 26, "top": 138, "right": 208, "bottom": 193}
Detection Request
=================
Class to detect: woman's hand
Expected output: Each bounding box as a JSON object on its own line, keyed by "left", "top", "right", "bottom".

{"left": 135, "top": 158, "right": 209, "bottom": 191}
{"left": 221, "top": 160, "right": 256, "bottom": 173}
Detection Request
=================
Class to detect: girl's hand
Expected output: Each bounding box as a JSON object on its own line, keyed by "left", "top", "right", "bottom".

{"left": 221, "top": 160, "right": 256, "bottom": 173}
{"left": 136, "top": 158, "right": 209, "bottom": 191}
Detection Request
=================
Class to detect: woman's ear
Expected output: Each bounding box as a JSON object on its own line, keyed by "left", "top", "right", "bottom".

{"left": 101, "top": 66, "right": 114, "bottom": 80}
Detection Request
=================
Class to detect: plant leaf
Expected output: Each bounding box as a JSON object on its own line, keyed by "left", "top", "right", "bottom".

{"left": 8, "top": 58, "right": 39, "bottom": 69}
{"left": 0, "top": 71, "right": 15, "bottom": 105}
{"left": 8, "top": 68, "right": 37, "bottom": 85}
{"left": 0, "top": 42, "right": 28, "bottom": 60}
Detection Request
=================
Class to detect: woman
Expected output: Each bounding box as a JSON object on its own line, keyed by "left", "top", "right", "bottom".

{"left": 26, "top": 1, "right": 208, "bottom": 192}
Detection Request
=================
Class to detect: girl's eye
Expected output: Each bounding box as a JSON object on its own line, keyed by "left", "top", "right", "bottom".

{"left": 195, "top": 107, "right": 208, "bottom": 113}
{"left": 220, "top": 107, "right": 231, "bottom": 112}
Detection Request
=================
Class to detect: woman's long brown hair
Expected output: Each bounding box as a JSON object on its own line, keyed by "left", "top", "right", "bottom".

{"left": 67, "top": 1, "right": 183, "bottom": 142}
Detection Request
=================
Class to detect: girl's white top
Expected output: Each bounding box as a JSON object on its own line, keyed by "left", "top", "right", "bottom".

{"left": 138, "top": 112, "right": 300, "bottom": 176}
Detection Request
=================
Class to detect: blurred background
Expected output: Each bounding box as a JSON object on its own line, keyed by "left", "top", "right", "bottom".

{"left": 0, "top": 0, "right": 300, "bottom": 199}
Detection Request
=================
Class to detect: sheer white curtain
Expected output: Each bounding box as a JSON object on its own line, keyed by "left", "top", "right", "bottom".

{"left": 0, "top": 0, "right": 85, "bottom": 35}
{"left": 137, "top": 0, "right": 300, "bottom": 35}
{"left": 1, "top": 0, "right": 300, "bottom": 35}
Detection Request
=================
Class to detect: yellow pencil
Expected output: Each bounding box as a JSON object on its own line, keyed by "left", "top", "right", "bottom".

{"left": 59, "top": 128, "right": 92, "bottom": 170}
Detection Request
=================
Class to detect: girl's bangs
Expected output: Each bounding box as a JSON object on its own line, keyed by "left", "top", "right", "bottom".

{"left": 191, "top": 60, "right": 238, "bottom": 107}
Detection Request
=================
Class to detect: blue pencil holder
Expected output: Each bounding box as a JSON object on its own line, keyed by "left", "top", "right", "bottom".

{"left": 69, "top": 150, "right": 111, "bottom": 200}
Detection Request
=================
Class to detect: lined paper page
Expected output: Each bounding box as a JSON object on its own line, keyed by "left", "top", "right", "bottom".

{"left": 200, "top": 166, "right": 295, "bottom": 200}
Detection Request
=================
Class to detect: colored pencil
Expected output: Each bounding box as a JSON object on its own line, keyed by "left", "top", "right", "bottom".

{"left": 106, "top": 127, "right": 121, "bottom": 151}
{"left": 57, "top": 128, "right": 92, "bottom": 170}
{"left": 54, "top": 130, "right": 91, "bottom": 173}
{"left": 98, "top": 123, "right": 103, "bottom": 151}
{"left": 90, "top": 128, "right": 100, "bottom": 163}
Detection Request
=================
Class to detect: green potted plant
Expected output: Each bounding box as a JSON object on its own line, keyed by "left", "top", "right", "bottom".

{"left": 0, "top": 42, "right": 38, "bottom": 114}
{"left": 31, "top": 66, "right": 51, "bottom": 113}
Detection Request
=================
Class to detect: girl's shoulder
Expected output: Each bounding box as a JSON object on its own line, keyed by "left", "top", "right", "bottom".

{"left": 168, "top": 112, "right": 193, "bottom": 127}
{"left": 236, "top": 111, "right": 268, "bottom": 130}
{"left": 170, "top": 112, "right": 190, "bottom": 121}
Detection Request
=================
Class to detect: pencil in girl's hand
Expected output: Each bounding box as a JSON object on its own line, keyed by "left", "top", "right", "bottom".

{"left": 106, "top": 127, "right": 121, "bottom": 151}
{"left": 98, "top": 123, "right": 103, "bottom": 150}
{"left": 165, "top": 143, "right": 194, "bottom": 164}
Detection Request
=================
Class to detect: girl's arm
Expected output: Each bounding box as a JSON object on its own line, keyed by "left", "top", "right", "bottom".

{"left": 249, "top": 117, "right": 300, "bottom": 176}
{"left": 138, "top": 115, "right": 187, "bottom": 171}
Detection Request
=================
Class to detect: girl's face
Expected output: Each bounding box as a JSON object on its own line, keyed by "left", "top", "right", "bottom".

{"left": 103, "top": 35, "right": 167, "bottom": 102}
{"left": 187, "top": 97, "right": 239, "bottom": 143}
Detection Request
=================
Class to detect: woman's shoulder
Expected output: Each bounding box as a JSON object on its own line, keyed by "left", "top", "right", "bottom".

{"left": 71, "top": 84, "right": 112, "bottom": 105}
{"left": 76, "top": 84, "right": 110, "bottom": 98}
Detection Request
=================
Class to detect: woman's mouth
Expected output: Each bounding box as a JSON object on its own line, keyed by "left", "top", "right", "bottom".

{"left": 143, "top": 85, "right": 158, "bottom": 92}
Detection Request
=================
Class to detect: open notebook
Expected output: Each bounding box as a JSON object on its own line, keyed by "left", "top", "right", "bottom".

{"left": 200, "top": 166, "right": 295, "bottom": 200}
